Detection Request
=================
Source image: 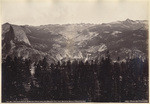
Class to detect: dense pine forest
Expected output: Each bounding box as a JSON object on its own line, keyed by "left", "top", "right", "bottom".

{"left": 2, "top": 52, "right": 148, "bottom": 102}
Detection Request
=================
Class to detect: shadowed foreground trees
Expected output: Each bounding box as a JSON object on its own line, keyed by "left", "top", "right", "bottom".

{"left": 2, "top": 55, "right": 148, "bottom": 102}
{"left": 2, "top": 56, "right": 31, "bottom": 102}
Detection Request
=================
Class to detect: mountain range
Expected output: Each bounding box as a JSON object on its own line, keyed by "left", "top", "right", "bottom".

{"left": 2, "top": 19, "right": 148, "bottom": 63}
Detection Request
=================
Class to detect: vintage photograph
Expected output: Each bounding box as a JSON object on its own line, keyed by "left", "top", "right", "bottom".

{"left": 1, "top": 0, "right": 149, "bottom": 103}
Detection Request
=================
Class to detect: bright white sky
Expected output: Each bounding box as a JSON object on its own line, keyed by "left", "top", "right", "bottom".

{"left": 1, "top": 0, "right": 149, "bottom": 26}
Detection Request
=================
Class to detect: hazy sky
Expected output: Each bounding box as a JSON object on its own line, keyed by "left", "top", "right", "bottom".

{"left": 1, "top": 0, "right": 149, "bottom": 25}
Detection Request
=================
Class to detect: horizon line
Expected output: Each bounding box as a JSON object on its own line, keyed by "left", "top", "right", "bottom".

{"left": 2, "top": 18, "right": 148, "bottom": 26}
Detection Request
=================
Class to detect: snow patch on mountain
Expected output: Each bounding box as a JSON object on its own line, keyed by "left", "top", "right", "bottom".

{"left": 56, "top": 54, "right": 63, "bottom": 60}
{"left": 75, "top": 32, "right": 99, "bottom": 45}
{"left": 53, "top": 44, "right": 61, "bottom": 48}
{"left": 87, "top": 44, "right": 107, "bottom": 53}
{"left": 111, "top": 31, "right": 122, "bottom": 37}
{"left": 103, "top": 31, "right": 110, "bottom": 33}
{"left": 73, "top": 51, "right": 83, "bottom": 59}
{"left": 116, "top": 39, "right": 124, "bottom": 44}
{"left": 98, "top": 44, "right": 107, "bottom": 52}
{"left": 120, "top": 48, "right": 131, "bottom": 54}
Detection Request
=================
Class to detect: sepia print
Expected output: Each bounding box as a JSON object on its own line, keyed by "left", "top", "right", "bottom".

{"left": 1, "top": 0, "right": 149, "bottom": 103}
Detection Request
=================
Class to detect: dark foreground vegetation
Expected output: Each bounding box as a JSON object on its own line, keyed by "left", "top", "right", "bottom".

{"left": 2, "top": 52, "right": 148, "bottom": 102}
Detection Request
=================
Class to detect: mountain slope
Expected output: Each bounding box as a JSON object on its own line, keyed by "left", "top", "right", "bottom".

{"left": 2, "top": 19, "right": 148, "bottom": 62}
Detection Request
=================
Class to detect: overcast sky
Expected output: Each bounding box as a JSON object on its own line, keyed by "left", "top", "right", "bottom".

{"left": 1, "top": 0, "right": 149, "bottom": 25}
